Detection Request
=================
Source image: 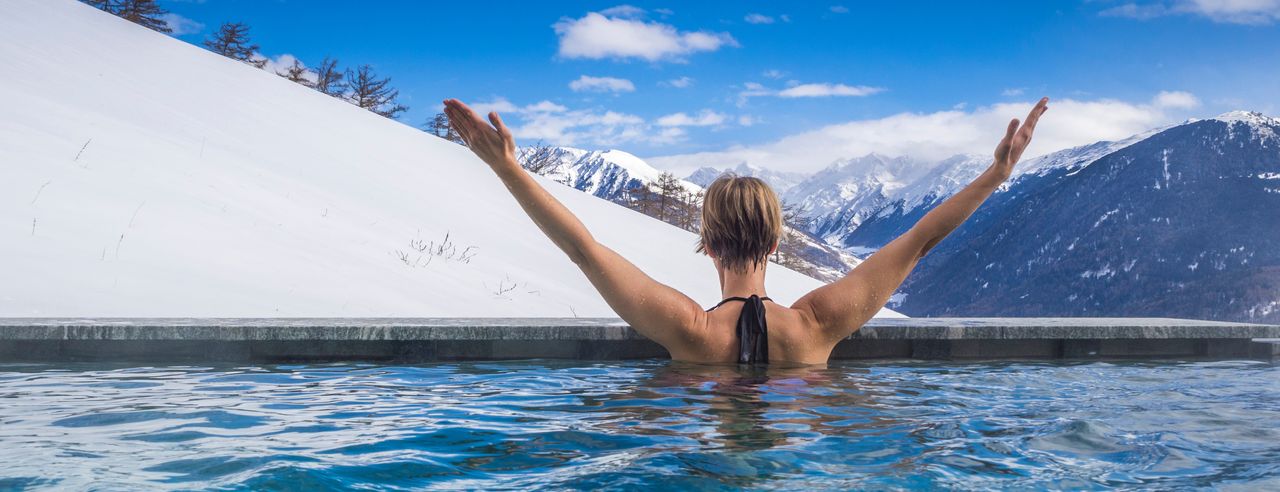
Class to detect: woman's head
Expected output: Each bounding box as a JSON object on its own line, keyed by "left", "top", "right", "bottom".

{"left": 697, "top": 174, "right": 782, "bottom": 273}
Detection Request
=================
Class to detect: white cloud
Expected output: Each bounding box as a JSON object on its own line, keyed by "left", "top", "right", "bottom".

{"left": 656, "top": 110, "right": 728, "bottom": 127}
{"left": 777, "top": 83, "right": 884, "bottom": 98}
{"left": 662, "top": 76, "right": 695, "bottom": 88}
{"left": 737, "top": 115, "right": 759, "bottom": 126}
{"left": 1101, "top": 0, "right": 1280, "bottom": 24}
{"left": 649, "top": 92, "right": 1201, "bottom": 175}
{"left": 468, "top": 98, "right": 679, "bottom": 147}
{"left": 554, "top": 10, "right": 738, "bottom": 62}
{"left": 737, "top": 81, "right": 884, "bottom": 105}
{"left": 744, "top": 13, "right": 775, "bottom": 24}
{"left": 468, "top": 97, "right": 520, "bottom": 115}
{"left": 1002, "top": 87, "right": 1026, "bottom": 97}
{"left": 568, "top": 75, "right": 636, "bottom": 93}
{"left": 1153, "top": 90, "right": 1200, "bottom": 109}
{"left": 830, "top": 5, "right": 850, "bottom": 13}
{"left": 762, "top": 69, "right": 786, "bottom": 79}
{"left": 160, "top": 13, "right": 203, "bottom": 35}
{"left": 599, "top": 5, "right": 646, "bottom": 18}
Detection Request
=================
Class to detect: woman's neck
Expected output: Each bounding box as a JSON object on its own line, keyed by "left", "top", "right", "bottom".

{"left": 717, "top": 263, "right": 768, "bottom": 299}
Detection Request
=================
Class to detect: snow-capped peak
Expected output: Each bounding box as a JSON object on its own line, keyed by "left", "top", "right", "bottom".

{"left": 1211, "top": 110, "right": 1277, "bottom": 126}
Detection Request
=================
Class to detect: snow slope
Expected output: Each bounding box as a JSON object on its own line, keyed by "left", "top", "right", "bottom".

{"left": 0, "top": 0, "right": 901, "bottom": 318}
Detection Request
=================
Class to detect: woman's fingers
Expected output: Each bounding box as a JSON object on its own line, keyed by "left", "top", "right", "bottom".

{"left": 489, "top": 111, "right": 512, "bottom": 140}
{"left": 1020, "top": 97, "right": 1049, "bottom": 134}
{"left": 1003, "top": 118, "right": 1019, "bottom": 144}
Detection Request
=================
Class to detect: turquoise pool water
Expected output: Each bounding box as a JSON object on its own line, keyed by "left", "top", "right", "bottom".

{"left": 0, "top": 360, "right": 1277, "bottom": 490}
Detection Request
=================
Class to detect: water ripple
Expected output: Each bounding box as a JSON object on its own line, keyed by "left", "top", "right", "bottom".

{"left": 0, "top": 360, "right": 1276, "bottom": 490}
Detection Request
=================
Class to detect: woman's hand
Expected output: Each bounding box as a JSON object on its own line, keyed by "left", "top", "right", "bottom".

{"left": 992, "top": 97, "right": 1050, "bottom": 178}
{"left": 443, "top": 98, "right": 518, "bottom": 171}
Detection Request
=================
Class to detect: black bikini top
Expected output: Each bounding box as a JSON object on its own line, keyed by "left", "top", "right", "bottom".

{"left": 707, "top": 295, "right": 771, "bottom": 365}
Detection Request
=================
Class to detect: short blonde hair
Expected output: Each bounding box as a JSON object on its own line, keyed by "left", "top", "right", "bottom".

{"left": 696, "top": 174, "right": 782, "bottom": 273}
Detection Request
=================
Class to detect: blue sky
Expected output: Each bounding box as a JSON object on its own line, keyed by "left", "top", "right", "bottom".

{"left": 159, "top": 0, "right": 1280, "bottom": 173}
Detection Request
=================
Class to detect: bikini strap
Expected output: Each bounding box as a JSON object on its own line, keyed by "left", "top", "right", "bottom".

{"left": 734, "top": 294, "right": 769, "bottom": 364}
{"left": 706, "top": 295, "right": 773, "bottom": 312}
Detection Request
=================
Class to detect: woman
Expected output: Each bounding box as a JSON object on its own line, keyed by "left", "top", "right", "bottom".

{"left": 443, "top": 97, "right": 1049, "bottom": 365}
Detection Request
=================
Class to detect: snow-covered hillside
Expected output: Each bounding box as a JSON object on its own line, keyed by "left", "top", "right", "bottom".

{"left": 1, "top": 0, "right": 903, "bottom": 317}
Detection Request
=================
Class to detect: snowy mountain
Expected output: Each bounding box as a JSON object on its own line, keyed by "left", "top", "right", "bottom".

{"left": 520, "top": 146, "right": 701, "bottom": 203}
{"left": 896, "top": 111, "right": 1280, "bottom": 323}
{"left": 525, "top": 147, "right": 864, "bottom": 283}
{"left": 837, "top": 130, "right": 1169, "bottom": 250}
{"left": 686, "top": 162, "right": 808, "bottom": 194}
{"left": 0, "top": 0, "right": 907, "bottom": 318}
{"left": 781, "top": 153, "right": 930, "bottom": 242}
{"left": 837, "top": 154, "right": 990, "bottom": 250}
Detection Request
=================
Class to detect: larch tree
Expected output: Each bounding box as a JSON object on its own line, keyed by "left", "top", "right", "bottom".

{"left": 426, "top": 113, "right": 465, "bottom": 144}
{"left": 312, "top": 57, "right": 346, "bottom": 97}
{"left": 115, "top": 0, "right": 172, "bottom": 33}
{"left": 277, "top": 58, "right": 313, "bottom": 87}
{"left": 653, "top": 172, "right": 687, "bottom": 223}
{"left": 203, "top": 22, "right": 265, "bottom": 68}
{"left": 625, "top": 182, "right": 658, "bottom": 217}
{"left": 345, "top": 64, "right": 407, "bottom": 118}
{"left": 80, "top": 0, "right": 171, "bottom": 34}
{"left": 81, "top": 0, "right": 117, "bottom": 12}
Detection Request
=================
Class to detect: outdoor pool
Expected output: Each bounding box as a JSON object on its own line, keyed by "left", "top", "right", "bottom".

{"left": 1, "top": 360, "right": 1277, "bottom": 490}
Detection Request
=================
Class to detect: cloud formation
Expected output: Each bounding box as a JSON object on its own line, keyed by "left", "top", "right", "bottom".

{"left": 554, "top": 8, "right": 737, "bottom": 62}
{"left": 661, "top": 76, "right": 694, "bottom": 88}
{"left": 160, "top": 13, "right": 203, "bottom": 35}
{"left": 656, "top": 110, "right": 728, "bottom": 127}
{"left": 777, "top": 83, "right": 885, "bottom": 98}
{"left": 568, "top": 75, "right": 636, "bottom": 93}
{"left": 737, "top": 81, "right": 885, "bottom": 105}
{"left": 744, "top": 13, "right": 775, "bottom": 24}
{"left": 649, "top": 92, "right": 1202, "bottom": 174}
{"left": 468, "top": 98, "right": 680, "bottom": 147}
{"left": 1101, "top": 0, "right": 1280, "bottom": 24}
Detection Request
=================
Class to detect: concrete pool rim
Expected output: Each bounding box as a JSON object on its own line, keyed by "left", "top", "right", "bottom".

{"left": 1, "top": 317, "right": 1277, "bottom": 362}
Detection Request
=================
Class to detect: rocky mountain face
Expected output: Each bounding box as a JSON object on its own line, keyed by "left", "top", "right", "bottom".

{"left": 895, "top": 112, "right": 1280, "bottom": 323}
{"left": 687, "top": 162, "right": 808, "bottom": 195}
{"left": 520, "top": 146, "right": 701, "bottom": 203}
{"left": 778, "top": 153, "right": 931, "bottom": 242}
{"left": 522, "top": 146, "right": 862, "bottom": 282}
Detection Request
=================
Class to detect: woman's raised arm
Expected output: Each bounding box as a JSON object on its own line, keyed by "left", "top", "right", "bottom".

{"left": 792, "top": 97, "right": 1050, "bottom": 343}
{"left": 442, "top": 99, "right": 706, "bottom": 351}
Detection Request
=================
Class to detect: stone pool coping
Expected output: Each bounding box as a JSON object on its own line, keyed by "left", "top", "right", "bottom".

{"left": 1, "top": 317, "right": 1277, "bottom": 362}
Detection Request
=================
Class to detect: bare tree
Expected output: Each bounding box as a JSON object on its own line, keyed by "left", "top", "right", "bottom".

{"left": 625, "top": 181, "right": 658, "bottom": 217}
{"left": 653, "top": 172, "right": 687, "bottom": 222}
{"left": 203, "top": 22, "right": 265, "bottom": 68}
{"left": 81, "top": 0, "right": 172, "bottom": 33}
{"left": 115, "top": 0, "right": 171, "bottom": 33}
{"left": 277, "top": 58, "right": 312, "bottom": 87}
{"left": 345, "top": 64, "right": 407, "bottom": 118}
{"left": 312, "top": 57, "right": 346, "bottom": 97}
{"left": 425, "top": 112, "right": 464, "bottom": 144}
{"left": 781, "top": 200, "right": 811, "bottom": 231}
{"left": 517, "top": 142, "right": 564, "bottom": 175}
{"left": 674, "top": 188, "right": 704, "bottom": 232}
{"left": 82, "top": 0, "right": 117, "bottom": 12}
{"left": 773, "top": 200, "right": 813, "bottom": 267}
